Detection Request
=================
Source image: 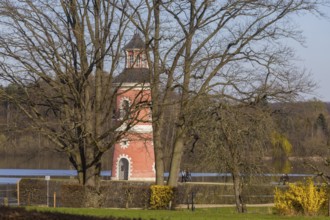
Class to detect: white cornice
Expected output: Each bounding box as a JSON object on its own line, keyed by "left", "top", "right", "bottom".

{"left": 116, "top": 123, "right": 153, "bottom": 133}
{"left": 114, "top": 82, "right": 150, "bottom": 89}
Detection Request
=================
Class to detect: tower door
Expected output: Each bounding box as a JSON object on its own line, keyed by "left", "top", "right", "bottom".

{"left": 119, "top": 158, "right": 129, "bottom": 180}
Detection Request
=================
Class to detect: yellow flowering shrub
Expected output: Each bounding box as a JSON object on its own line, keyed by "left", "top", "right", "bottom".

{"left": 149, "top": 185, "right": 174, "bottom": 209}
{"left": 274, "top": 178, "right": 327, "bottom": 216}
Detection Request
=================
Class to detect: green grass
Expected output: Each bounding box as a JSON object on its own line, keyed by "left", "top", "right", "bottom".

{"left": 27, "top": 206, "right": 330, "bottom": 220}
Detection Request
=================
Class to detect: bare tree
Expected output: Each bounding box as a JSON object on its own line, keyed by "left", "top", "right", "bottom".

{"left": 0, "top": 0, "right": 134, "bottom": 189}
{"left": 185, "top": 96, "right": 273, "bottom": 212}
{"left": 122, "top": 0, "right": 325, "bottom": 186}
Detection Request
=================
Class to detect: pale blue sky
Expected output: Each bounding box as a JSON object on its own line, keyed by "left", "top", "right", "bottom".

{"left": 294, "top": 6, "right": 330, "bottom": 102}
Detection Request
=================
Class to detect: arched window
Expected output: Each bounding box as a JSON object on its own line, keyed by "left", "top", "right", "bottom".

{"left": 119, "top": 158, "right": 129, "bottom": 180}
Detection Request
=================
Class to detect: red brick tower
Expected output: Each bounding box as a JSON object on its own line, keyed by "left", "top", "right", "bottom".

{"left": 111, "top": 33, "right": 155, "bottom": 181}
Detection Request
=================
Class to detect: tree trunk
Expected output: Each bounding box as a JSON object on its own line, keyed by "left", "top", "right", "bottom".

{"left": 77, "top": 163, "right": 101, "bottom": 188}
{"left": 167, "top": 126, "right": 185, "bottom": 186}
{"left": 232, "top": 171, "right": 246, "bottom": 213}
{"left": 154, "top": 122, "right": 165, "bottom": 185}
{"left": 151, "top": 0, "right": 165, "bottom": 185}
{"left": 76, "top": 162, "right": 103, "bottom": 207}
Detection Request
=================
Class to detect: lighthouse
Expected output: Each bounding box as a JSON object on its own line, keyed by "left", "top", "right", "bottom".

{"left": 111, "top": 32, "right": 155, "bottom": 181}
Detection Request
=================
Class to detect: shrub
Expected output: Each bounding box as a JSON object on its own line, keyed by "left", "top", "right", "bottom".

{"left": 274, "top": 178, "right": 327, "bottom": 216}
{"left": 149, "top": 185, "right": 174, "bottom": 209}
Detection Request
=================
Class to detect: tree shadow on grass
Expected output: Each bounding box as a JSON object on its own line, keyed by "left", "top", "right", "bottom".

{"left": 0, "top": 206, "right": 144, "bottom": 220}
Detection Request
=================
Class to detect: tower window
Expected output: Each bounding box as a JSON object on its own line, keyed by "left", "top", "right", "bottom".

{"left": 136, "top": 55, "right": 141, "bottom": 67}
{"left": 129, "top": 54, "right": 134, "bottom": 68}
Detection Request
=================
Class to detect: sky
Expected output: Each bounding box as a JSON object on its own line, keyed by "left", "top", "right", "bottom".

{"left": 293, "top": 6, "right": 330, "bottom": 102}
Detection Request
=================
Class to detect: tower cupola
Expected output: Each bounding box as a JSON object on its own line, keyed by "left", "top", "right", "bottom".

{"left": 124, "top": 32, "right": 148, "bottom": 69}
{"left": 113, "top": 32, "right": 149, "bottom": 84}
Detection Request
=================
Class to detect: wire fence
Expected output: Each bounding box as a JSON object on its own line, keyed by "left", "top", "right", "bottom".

{"left": 18, "top": 191, "right": 61, "bottom": 208}
{"left": 0, "top": 183, "right": 62, "bottom": 207}
{"left": 0, "top": 184, "right": 18, "bottom": 206}
{"left": 0, "top": 173, "right": 319, "bottom": 208}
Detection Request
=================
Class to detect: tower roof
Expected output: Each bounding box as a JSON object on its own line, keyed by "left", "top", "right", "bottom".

{"left": 113, "top": 68, "right": 150, "bottom": 84}
{"left": 124, "top": 33, "right": 145, "bottom": 50}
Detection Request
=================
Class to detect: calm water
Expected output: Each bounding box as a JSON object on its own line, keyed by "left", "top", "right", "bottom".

{"left": 0, "top": 177, "right": 21, "bottom": 184}
{"left": 0, "top": 169, "right": 111, "bottom": 184}
{"left": 0, "top": 168, "right": 315, "bottom": 184}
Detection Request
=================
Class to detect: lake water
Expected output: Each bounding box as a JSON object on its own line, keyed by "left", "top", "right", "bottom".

{"left": 0, "top": 169, "right": 111, "bottom": 184}
{"left": 0, "top": 168, "right": 316, "bottom": 184}
{"left": 0, "top": 169, "right": 232, "bottom": 185}
{"left": 0, "top": 177, "right": 21, "bottom": 184}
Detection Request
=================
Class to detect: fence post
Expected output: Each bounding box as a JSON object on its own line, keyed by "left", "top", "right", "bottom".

{"left": 17, "top": 180, "right": 20, "bottom": 206}
{"left": 6, "top": 183, "right": 9, "bottom": 204}
{"left": 45, "top": 176, "right": 50, "bottom": 207}
{"left": 54, "top": 192, "right": 56, "bottom": 208}
{"left": 191, "top": 191, "right": 195, "bottom": 211}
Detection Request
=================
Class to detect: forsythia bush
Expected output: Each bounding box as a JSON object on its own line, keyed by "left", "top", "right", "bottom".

{"left": 149, "top": 185, "right": 174, "bottom": 209}
{"left": 274, "top": 178, "right": 327, "bottom": 216}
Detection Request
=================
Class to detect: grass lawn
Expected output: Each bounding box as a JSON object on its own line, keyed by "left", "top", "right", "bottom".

{"left": 28, "top": 206, "right": 330, "bottom": 220}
